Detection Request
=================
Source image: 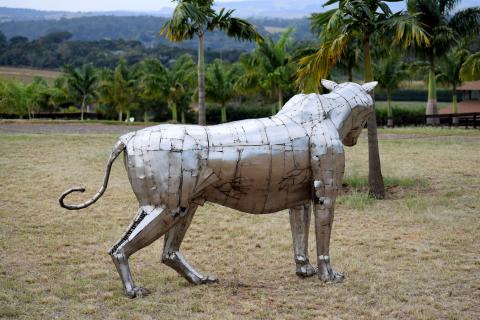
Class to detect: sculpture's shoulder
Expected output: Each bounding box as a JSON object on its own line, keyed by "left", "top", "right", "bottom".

{"left": 278, "top": 93, "right": 333, "bottom": 124}
{"left": 119, "top": 124, "right": 208, "bottom": 152}
{"left": 309, "top": 121, "right": 343, "bottom": 154}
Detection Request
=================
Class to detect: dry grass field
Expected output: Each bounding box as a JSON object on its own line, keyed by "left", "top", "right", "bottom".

{"left": 0, "top": 125, "right": 479, "bottom": 319}
{"left": 0, "top": 66, "right": 61, "bottom": 84}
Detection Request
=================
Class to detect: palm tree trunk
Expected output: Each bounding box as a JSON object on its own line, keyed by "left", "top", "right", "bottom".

{"left": 364, "top": 38, "right": 385, "bottom": 199}
{"left": 181, "top": 111, "right": 186, "bottom": 124}
{"left": 387, "top": 91, "right": 393, "bottom": 127}
{"left": 81, "top": 96, "right": 86, "bottom": 121}
{"left": 347, "top": 67, "right": 353, "bottom": 82}
{"left": 118, "top": 108, "right": 123, "bottom": 122}
{"left": 426, "top": 59, "right": 438, "bottom": 125}
{"left": 198, "top": 33, "right": 206, "bottom": 125}
{"left": 144, "top": 110, "right": 148, "bottom": 123}
{"left": 221, "top": 102, "right": 227, "bottom": 123}
{"left": 452, "top": 86, "right": 459, "bottom": 125}
{"left": 170, "top": 102, "right": 178, "bottom": 123}
{"left": 278, "top": 89, "right": 283, "bottom": 112}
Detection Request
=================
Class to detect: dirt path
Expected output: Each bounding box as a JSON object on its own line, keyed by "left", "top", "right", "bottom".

{"left": 0, "top": 122, "right": 147, "bottom": 134}
{"left": 0, "top": 121, "right": 478, "bottom": 141}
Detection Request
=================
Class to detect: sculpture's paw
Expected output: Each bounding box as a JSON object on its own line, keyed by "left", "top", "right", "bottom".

{"left": 296, "top": 264, "right": 317, "bottom": 278}
{"left": 126, "top": 286, "right": 151, "bottom": 299}
{"left": 319, "top": 270, "right": 344, "bottom": 283}
{"left": 199, "top": 275, "right": 219, "bottom": 284}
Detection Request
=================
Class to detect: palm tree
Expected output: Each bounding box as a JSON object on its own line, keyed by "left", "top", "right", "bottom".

{"left": 169, "top": 54, "right": 197, "bottom": 123}
{"left": 437, "top": 46, "right": 470, "bottom": 123}
{"left": 374, "top": 53, "right": 407, "bottom": 127}
{"left": 25, "top": 77, "right": 48, "bottom": 118}
{"left": 407, "top": 1, "right": 480, "bottom": 124}
{"left": 161, "top": 0, "right": 262, "bottom": 125}
{"left": 339, "top": 39, "right": 363, "bottom": 82}
{"left": 137, "top": 58, "right": 167, "bottom": 122}
{"left": 99, "top": 60, "right": 137, "bottom": 122}
{"left": 236, "top": 28, "right": 295, "bottom": 115}
{"left": 139, "top": 55, "right": 196, "bottom": 123}
{"left": 45, "top": 77, "right": 71, "bottom": 112}
{"left": 0, "top": 80, "right": 29, "bottom": 118}
{"left": 63, "top": 64, "right": 99, "bottom": 120}
{"left": 205, "top": 59, "right": 239, "bottom": 122}
{"left": 298, "top": 0, "right": 429, "bottom": 199}
{"left": 63, "top": 64, "right": 98, "bottom": 120}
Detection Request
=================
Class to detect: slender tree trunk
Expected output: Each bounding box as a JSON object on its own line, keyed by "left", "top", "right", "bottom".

{"left": 278, "top": 89, "right": 283, "bottom": 112}
{"left": 144, "top": 110, "right": 148, "bottom": 123}
{"left": 81, "top": 96, "right": 86, "bottom": 121}
{"left": 170, "top": 102, "right": 178, "bottom": 123}
{"left": 198, "top": 33, "right": 206, "bottom": 125}
{"left": 452, "top": 86, "right": 459, "bottom": 125}
{"left": 364, "top": 37, "right": 385, "bottom": 199}
{"left": 118, "top": 108, "right": 123, "bottom": 122}
{"left": 426, "top": 58, "right": 438, "bottom": 125}
{"left": 181, "top": 111, "right": 186, "bottom": 124}
{"left": 387, "top": 91, "right": 393, "bottom": 127}
{"left": 347, "top": 67, "right": 353, "bottom": 82}
{"left": 221, "top": 102, "right": 227, "bottom": 123}
{"left": 126, "top": 109, "right": 131, "bottom": 122}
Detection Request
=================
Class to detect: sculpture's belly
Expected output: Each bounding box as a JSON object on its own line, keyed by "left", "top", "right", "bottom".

{"left": 204, "top": 141, "right": 312, "bottom": 214}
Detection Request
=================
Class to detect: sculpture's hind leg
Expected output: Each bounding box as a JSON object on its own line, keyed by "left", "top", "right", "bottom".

{"left": 289, "top": 203, "right": 316, "bottom": 277}
{"left": 162, "top": 205, "right": 218, "bottom": 284}
{"left": 109, "top": 206, "right": 182, "bottom": 298}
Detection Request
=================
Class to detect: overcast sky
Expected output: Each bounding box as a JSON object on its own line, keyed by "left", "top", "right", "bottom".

{"left": 0, "top": 0, "right": 246, "bottom": 12}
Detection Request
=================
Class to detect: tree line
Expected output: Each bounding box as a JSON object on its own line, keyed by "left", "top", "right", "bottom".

{"left": 0, "top": 30, "right": 245, "bottom": 69}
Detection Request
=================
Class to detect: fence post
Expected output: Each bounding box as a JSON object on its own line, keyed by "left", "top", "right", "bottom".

{"left": 474, "top": 113, "right": 477, "bottom": 129}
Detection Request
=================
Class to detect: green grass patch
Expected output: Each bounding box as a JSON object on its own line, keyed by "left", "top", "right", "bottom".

{"left": 378, "top": 127, "right": 480, "bottom": 136}
{"left": 342, "top": 175, "right": 428, "bottom": 189}
{"left": 375, "top": 101, "right": 450, "bottom": 111}
{"left": 0, "top": 119, "right": 159, "bottom": 126}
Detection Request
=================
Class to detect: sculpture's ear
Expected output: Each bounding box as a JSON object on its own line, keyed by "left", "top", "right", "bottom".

{"left": 362, "top": 81, "right": 378, "bottom": 93}
{"left": 321, "top": 79, "right": 338, "bottom": 91}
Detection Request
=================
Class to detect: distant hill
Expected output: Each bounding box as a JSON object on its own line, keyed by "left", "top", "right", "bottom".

{"left": 1, "top": 1, "right": 478, "bottom": 21}
{"left": 0, "top": 15, "right": 316, "bottom": 51}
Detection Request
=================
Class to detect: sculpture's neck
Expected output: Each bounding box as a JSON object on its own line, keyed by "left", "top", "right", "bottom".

{"left": 276, "top": 93, "right": 352, "bottom": 140}
{"left": 326, "top": 94, "right": 352, "bottom": 140}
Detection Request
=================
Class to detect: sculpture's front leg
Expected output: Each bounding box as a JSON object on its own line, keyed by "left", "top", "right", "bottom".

{"left": 313, "top": 192, "right": 344, "bottom": 283}
{"left": 289, "top": 203, "right": 316, "bottom": 277}
{"left": 310, "top": 136, "right": 345, "bottom": 283}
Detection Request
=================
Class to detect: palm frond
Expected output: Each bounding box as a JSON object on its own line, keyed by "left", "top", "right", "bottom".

{"left": 387, "top": 11, "right": 430, "bottom": 48}
{"left": 449, "top": 7, "right": 480, "bottom": 37}
{"left": 460, "top": 51, "right": 480, "bottom": 82}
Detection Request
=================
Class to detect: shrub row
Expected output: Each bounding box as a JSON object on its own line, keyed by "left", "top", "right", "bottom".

{"left": 206, "top": 104, "right": 273, "bottom": 124}
{"left": 375, "top": 89, "right": 453, "bottom": 102}
{"left": 204, "top": 104, "right": 426, "bottom": 124}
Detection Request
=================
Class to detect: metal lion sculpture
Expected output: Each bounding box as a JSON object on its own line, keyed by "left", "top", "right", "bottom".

{"left": 60, "top": 80, "right": 377, "bottom": 298}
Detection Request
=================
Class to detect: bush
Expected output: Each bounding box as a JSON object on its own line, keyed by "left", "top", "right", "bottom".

{"left": 376, "top": 89, "right": 453, "bottom": 102}
{"left": 206, "top": 104, "right": 273, "bottom": 124}
{"left": 375, "top": 104, "right": 426, "bottom": 126}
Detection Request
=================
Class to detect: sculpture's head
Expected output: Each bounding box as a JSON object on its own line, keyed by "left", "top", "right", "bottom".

{"left": 321, "top": 80, "right": 377, "bottom": 146}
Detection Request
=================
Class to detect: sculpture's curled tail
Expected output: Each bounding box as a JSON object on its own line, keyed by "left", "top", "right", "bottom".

{"left": 59, "top": 140, "right": 126, "bottom": 210}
